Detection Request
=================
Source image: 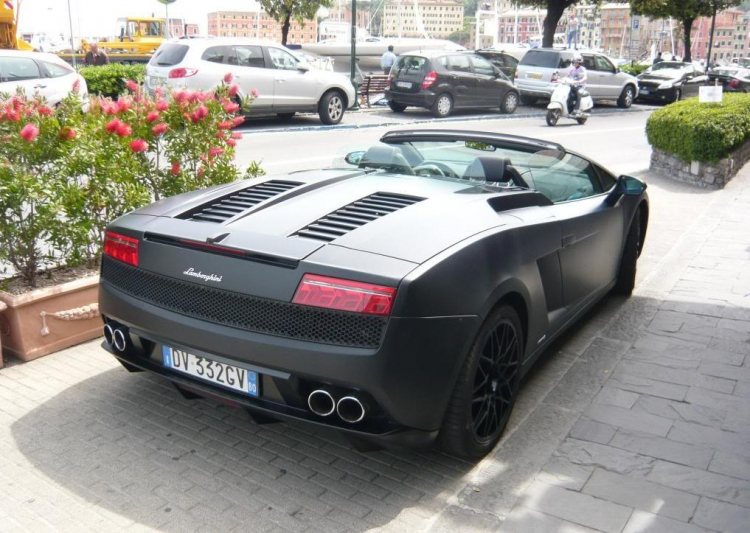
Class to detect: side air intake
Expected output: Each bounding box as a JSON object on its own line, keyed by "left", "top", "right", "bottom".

{"left": 180, "top": 180, "right": 302, "bottom": 223}
{"left": 293, "top": 192, "right": 425, "bottom": 242}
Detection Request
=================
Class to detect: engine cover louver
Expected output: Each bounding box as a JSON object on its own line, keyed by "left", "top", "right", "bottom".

{"left": 294, "top": 192, "right": 425, "bottom": 242}
{"left": 181, "top": 180, "right": 302, "bottom": 223}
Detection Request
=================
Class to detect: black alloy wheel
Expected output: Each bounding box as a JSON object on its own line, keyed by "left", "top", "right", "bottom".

{"left": 440, "top": 305, "right": 523, "bottom": 458}
{"left": 613, "top": 206, "right": 642, "bottom": 296}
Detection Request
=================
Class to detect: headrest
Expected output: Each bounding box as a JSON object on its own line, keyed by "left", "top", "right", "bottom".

{"left": 463, "top": 156, "right": 508, "bottom": 183}
{"left": 359, "top": 145, "right": 413, "bottom": 174}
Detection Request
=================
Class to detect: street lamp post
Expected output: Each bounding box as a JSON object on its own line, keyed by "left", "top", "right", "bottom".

{"left": 66, "top": 0, "right": 76, "bottom": 67}
{"left": 706, "top": 0, "right": 718, "bottom": 69}
{"left": 350, "top": 0, "right": 360, "bottom": 109}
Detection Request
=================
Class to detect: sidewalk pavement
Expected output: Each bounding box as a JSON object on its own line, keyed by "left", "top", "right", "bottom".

{"left": 0, "top": 165, "right": 748, "bottom": 532}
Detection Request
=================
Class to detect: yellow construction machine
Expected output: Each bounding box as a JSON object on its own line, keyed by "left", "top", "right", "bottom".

{"left": 1, "top": 0, "right": 34, "bottom": 50}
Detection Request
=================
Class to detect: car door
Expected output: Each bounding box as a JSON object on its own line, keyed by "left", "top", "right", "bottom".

{"left": 0, "top": 55, "right": 46, "bottom": 100}
{"left": 528, "top": 152, "right": 624, "bottom": 309}
{"left": 227, "top": 45, "right": 274, "bottom": 115}
{"left": 37, "top": 60, "right": 77, "bottom": 105}
{"left": 581, "top": 53, "right": 601, "bottom": 98}
{"left": 594, "top": 55, "right": 620, "bottom": 98}
{"left": 469, "top": 55, "right": 502, "bottom": 106}
{"left": 682, "top": 66, "right": 705, "bottom": 97}
{"left": 446, "top": 54, "right": 477, "bottom": 107}
{"left": 266, "top": 46, "right": 317, "bottom": 112}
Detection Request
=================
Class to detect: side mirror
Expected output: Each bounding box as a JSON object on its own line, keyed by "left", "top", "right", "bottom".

{"left": 345, "top": 151, "right": 365, "bottom": 166}
{"left": 297, "top": 62, "right": 310, "bottom": 72}
{"left": 606, "top": 175, "right": 647, "bottom": 206}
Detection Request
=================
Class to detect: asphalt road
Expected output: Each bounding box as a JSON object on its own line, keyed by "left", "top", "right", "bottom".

{"left": 233, "top": 103, "right": 656, "bottom": 178}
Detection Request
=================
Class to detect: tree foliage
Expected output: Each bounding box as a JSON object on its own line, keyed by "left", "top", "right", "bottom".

{"left": 259, "top": 0, "right": 333, "bottom": 45}
{"left": 630, "top": 0, "right": 742, "bottom": 62}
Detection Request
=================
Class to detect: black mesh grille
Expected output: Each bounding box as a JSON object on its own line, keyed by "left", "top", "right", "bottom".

{"left": 180, "top": 180, "right": 302, "bottom": 223}
{"left": 100, "top": 257, "right": 387, "bottom": 348}
{"left": 293, "top": 192, "right": 425, "bottom": 242}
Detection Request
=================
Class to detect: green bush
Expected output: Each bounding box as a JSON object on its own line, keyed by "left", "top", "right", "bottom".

{"left": 79, "top": 64, "right": 147, "bottom": 97}
{"left": 646, "top": 93, "right": 750, "bottom": 163}
{"left": 621, "top": 63, "right": 649, "bottom": 77}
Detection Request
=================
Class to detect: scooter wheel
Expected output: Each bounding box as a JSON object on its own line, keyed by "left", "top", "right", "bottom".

{"left": 546, "top": 109, "right": 561, "bottom": 127}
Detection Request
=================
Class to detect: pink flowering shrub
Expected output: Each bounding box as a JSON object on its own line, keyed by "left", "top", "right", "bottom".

{"left": 0, "top": 76, "right": 265, "bottom": 286}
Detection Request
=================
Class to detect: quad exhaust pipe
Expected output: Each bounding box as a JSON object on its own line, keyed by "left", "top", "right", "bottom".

{"left": 308, "top": 390, "right": 366, "bottom": 423}
{"left": 104, "top": 324, "right": 129, "bottom": 353}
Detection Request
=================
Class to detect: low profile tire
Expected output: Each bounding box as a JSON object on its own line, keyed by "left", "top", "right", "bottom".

{"left": 501, "top": 91, "right": 519, "bottom": 114}
{"left": 576, "top": 116, "right": 588, "bottom": 125}
{"left": 277, "top": 112, "right": 295, "bottom": 120}
{"left": 388, "top": 101, "right": 407, "bottom": 113}
{"left": 431, "top": 93, "right": 453, "bottom": 118}
{"left": 613, "top": 207, "right": 642, "bottom": 296}
{"left": 546, "top": 109, "right": 561, "bottom": 126}
{"left": 318, "top": 90, "right": 345, "bottom": 125}
{"left": 618, "top": 85, "right": 635, "bottom": 108}
{"left": 440, "top": 305, "right": 523, "bottom": 459}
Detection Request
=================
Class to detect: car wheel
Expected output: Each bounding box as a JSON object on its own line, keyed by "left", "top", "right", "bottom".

{"left": 388, "top": 101, "right": 407, "bottom": 113}
{"left": 431, "top": 93, "right": 453, "bottom": 118}
{"left": 613, "top": 207, "right": 642, "bottom": 296}
{"left": 318, "top": 90, "right": 345, "bottom": 125}
{"left": 618, "top": 85, "right": 635, "bottom": 108}
{"left": 277, "top": 112, "right": 295, "bottom": 120}
{"left": 500, "top": 91, "right": 519, "bottom": 114}
{"left": 440, "top": 305, "right": 522, "bottom": 459}
{"left": 673, "top": 89, "right": 682, "bottom": 103}
{"left": 546, "top": 109, "right": 561, "bottom": 126}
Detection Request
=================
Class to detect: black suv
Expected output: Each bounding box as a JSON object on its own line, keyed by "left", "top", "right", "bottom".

{"left": 385, "top": 51, "right": 520, "bottom": 118}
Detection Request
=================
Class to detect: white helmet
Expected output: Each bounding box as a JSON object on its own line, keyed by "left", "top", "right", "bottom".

{"left": 573, "top": 54, "right": 583, "bottom": 63}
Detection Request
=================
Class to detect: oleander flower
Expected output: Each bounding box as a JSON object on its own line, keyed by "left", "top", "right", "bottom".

{"left": 223, "top": 101, "right": 240, "bottom": 114}
{"left": 105, "top": 118, "right": 121, "bottom": 133}
{"left": 126, "top": 79, "right": 139, "bottom": 93}
{"left": 170, "top": 161, "right": 181, "bottom": 175}
{"left": 146, "top": 111, "right": 160, "bottom": 122}
{"left": 218, "top": 120, "right": 232, "bottom": 130}
{"left": 59, "top": 126, "right": 76, "bottom": 140}
{"left": 228, "top": 84, "right": 240, "bottom": 97}
{"left": 37, "top": 106, "right": 53, "bottom": 116}
{"left": 191, "top": 105, "right": 209, "bottom": 123}
{"left": 152, "top": 122, "right": 168, "bottom": 136}
{"left": 251, "top": 88, "right": 260, "bottom": 98}
{"left": 223, "top": 72, "right": 233, "bottom": 83}
{"left": 129, "top": 139, "right": 148, "bottom": 152}
{"left": 20, "top": 123, "right": 39, "bottom": 142}
{"left": 232, "top": 116, "right": 244, "bottom": 127}
{"left": 155, "top": 99, "right": 169, "bottom": 112}
{"left": 116, "top": 122, "right": 133, "bottom": 137}
{"left": 209, "top": 147, "right": 225, "bottom": 158}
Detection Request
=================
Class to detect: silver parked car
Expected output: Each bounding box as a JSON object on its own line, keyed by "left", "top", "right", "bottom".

{"left": 515, "top": 48, "right": 638, "bottom": 108}
{"left": 145, "top": 38, "right": 356, "bottom": 124}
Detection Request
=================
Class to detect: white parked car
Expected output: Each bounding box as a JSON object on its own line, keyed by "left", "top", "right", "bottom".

{"left": 0, "top": 50, "right": 88, "bottom": 105}
{"left": 145, "top": 38, "right": 356, "bottom": 125}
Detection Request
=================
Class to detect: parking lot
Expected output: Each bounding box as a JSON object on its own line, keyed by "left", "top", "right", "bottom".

{"left": 1, "top": 108, "right": 749, "bottom": 532}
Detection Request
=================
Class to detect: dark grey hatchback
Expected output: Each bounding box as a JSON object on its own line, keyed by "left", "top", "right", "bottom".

{"left": 385, "top": 51, "right": 520, "bottom": 117}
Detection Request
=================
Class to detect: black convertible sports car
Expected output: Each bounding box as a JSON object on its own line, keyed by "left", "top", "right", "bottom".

{"left": 99, "top": 130, "right": 649, "bottom": 458}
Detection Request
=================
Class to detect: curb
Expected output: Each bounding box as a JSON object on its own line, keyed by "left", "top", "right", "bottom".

{"left": 241, "top": 106, "right": 652, "bottom": 136}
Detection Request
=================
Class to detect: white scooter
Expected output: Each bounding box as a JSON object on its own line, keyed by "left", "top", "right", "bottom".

{"left": 546, "top": 72, "right": 594, "bottom": 126}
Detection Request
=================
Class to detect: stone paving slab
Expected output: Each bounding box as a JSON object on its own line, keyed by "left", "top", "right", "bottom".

{"left": 1, "top": 165, "right": 749, "bottom": 532}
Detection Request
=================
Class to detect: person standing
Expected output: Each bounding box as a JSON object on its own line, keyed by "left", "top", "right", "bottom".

{"left": 84, "top": 42, "right": 110, "bottom": 66}
{"left": 567, "top": 13, "right": 579, "bottom": 50}
{"left": 653, "top": 51, "right": 663, "bottom": 65}
{"left": 381, "top": 45, "right": 396, "bottom": 75}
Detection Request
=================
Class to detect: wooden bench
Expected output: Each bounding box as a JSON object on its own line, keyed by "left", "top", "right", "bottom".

{"left": 357, "top": 75, "right": 390, "bottom": 108}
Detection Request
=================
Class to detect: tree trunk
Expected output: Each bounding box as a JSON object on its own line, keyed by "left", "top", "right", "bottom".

{"left": 281, "top": 13, "right": 291, "bottom": 45}
{"left": 543, "top": 2, "right": 566, "bottom": 48}
{"left": 682, "top": 18, "right": 694, "bottom": 63}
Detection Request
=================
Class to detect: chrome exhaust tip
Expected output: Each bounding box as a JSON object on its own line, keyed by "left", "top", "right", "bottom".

{"left": 103, "top": 324, "right": 114, "bottom": 346}
{"left": 308, "top": 389, "right": 336, "bottom": 417}
{"left": 113, "top": 329, "right": 128, "bottom": 353}
{"left": 337, "top": 396, "right": 365, "bottom": 424}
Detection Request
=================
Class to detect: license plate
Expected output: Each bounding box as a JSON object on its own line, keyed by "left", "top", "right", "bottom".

{"left": 396, "top": 81, "right": 412, "bottom": 89}
{"left": 162, "top": 346, "right": 258, "bottom": 397}
{"left": 527, "top": 72, "right": 543, "bottom": 80}
{"left": 640, "top": 89, "right": 650, "bottom": 94}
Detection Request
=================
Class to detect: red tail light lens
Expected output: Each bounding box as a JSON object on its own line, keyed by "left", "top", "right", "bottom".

{"left": 169, "top": 68, "right": 198, "bottom": 79}
{"left": 293, "top": 274, "right": 397, "bottom": 316}
{"left": 729, "top": 79, "right": 740, "bottom": 88}
{"left": 421, "top": 71, "right": 438, "bottom": 90}
{"left": 104, "top": 231, "right": 139, "bottom": 267}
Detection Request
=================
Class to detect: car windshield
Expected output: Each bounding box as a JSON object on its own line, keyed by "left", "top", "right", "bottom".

{"left": 332, "top": 138, "right": 606, "bottom": 203}
{"left": 647, "top": 62, "right": 688, "bottom": 73}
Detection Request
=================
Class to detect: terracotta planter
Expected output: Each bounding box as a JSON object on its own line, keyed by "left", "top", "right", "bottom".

{"left": 0, "top": 275, "right": 102, "bottom": 362}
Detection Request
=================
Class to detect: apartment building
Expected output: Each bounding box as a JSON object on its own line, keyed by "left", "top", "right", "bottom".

{"left": 168, "top": 19, "right": 199, "bottom": 38}
{"left": 207, "top": 11, "right": 318, "bottom": 44}
{"left": 382, "top": 0, "right": 463, "bottom": 39}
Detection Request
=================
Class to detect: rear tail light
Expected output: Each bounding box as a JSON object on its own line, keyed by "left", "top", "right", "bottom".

{"left": 169, "top": 68, "right": 198, "bottom": 79}
{"left": 551, "top": 72, "right": 560, "bottom": 83}
{"left": 104, "top": 231, "right": 139, "bottom": 267}
{"left": 421, "top": 71, "right": 438, "bottom": 90}
{"left": 729, "top": 79, "right": 740, "bottom": 88}
{"left": 293, "top": 274, "right": 397, "bottom": 316}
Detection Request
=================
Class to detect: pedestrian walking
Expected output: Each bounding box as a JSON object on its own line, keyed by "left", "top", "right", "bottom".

{"left": 84, "top": 42, "right": 110, "bottom": 66}
{"left": 381, "top": 45, "right": 396, "bottom": 75}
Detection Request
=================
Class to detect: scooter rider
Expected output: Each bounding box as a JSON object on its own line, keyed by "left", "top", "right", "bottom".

{"left": 567, "top": 55, "right": 588, "bottom": 115}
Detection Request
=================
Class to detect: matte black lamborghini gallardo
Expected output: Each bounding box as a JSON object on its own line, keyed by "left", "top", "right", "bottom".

{"left": 99, "top": 130, "right": 649, "bottom": 458}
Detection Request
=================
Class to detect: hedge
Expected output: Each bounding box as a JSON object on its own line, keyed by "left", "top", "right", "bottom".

{"left": 79, "top": 63, "right": 147, "bottom": 98}
{"left": 621, "top": 63, "right": 649, "bottom": 77}
{"left": 646, "top": 93, "right": 750, "bottom": 163}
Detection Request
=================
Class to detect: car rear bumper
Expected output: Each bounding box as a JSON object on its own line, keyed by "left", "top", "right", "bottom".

{"left": 385, "top": 89, "right": 436, "bottom": 108}
{"left": 99, "top": 279, "right": 480, "bottom": 449}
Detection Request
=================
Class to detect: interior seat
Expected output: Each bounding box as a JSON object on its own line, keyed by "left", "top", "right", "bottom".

{"left": 358, "top": 145, "right": 415, "bottom": 175}
{"left": 462, "top": 156, "right": 530, "bottom": 188}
